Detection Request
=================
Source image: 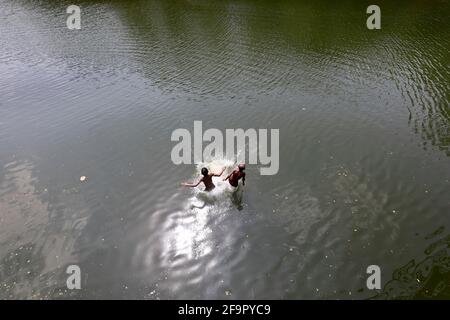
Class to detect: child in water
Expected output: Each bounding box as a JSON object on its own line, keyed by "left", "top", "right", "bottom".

{"left": 223, "top": 164, "right": 246, "bottom": 187}
{"left": 181, "top": 166, "right": 226, "bottom": 191}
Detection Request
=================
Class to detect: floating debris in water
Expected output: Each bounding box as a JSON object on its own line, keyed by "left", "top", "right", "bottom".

{"left": 80, "top": 176, "right": 87, "bottom": 182}
{"left": 225, "top": 290, "right": 231, "bottom": 296}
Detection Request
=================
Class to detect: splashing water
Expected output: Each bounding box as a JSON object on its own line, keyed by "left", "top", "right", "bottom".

{"left": 187, "top": 158, "right": 242, "bottom": 212}
{"left": 157, "top": 159, "right": 243, "bottom": 269}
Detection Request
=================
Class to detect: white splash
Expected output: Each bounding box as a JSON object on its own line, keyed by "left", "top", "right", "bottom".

{"left": 184, "top": 157, "right": 246, "bottom": 215}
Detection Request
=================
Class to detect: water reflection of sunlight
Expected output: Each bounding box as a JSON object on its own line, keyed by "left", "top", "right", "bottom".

{"left": 162, "top": 159, "right": 236, "bottom": 268}
{"left": 171, "top": 205, "right": 212, "bottom": 261}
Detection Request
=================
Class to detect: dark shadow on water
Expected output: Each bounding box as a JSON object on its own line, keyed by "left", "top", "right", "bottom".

{"left": 370, "top": 227, "right": 450, "bottom": 300}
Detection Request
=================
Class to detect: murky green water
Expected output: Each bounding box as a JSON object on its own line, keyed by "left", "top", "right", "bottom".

{"left": 0, "top": 0, "right": 449, "bottom": 299}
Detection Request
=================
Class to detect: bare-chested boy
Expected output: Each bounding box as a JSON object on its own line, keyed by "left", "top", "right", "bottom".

{"left": 181, "top": 166, "right": 226, "bottom": 191}
{"left": 223, "top": 164, "right": 246, "bottom": 187}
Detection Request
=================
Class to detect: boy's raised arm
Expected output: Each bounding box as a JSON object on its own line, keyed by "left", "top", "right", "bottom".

{"left": 213, "top": 166, "right": 226, "bottom": 177}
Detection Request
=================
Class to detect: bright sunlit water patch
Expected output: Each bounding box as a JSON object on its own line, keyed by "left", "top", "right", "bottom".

{"left": 163, "top": 159, "right": 241, "bottom": 264}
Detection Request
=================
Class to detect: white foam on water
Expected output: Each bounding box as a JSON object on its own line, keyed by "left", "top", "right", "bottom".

{"left": 184, "top": 158, "right": 241, "bottom": 213}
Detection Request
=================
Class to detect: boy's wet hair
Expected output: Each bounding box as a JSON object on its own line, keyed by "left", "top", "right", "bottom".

{"left": 201, "top": 167, "right": 208, "bottom": 176}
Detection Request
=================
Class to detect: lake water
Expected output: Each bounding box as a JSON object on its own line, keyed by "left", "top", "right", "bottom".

{"left": 0, "top": 0, "right": 449, "bottom": 299}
